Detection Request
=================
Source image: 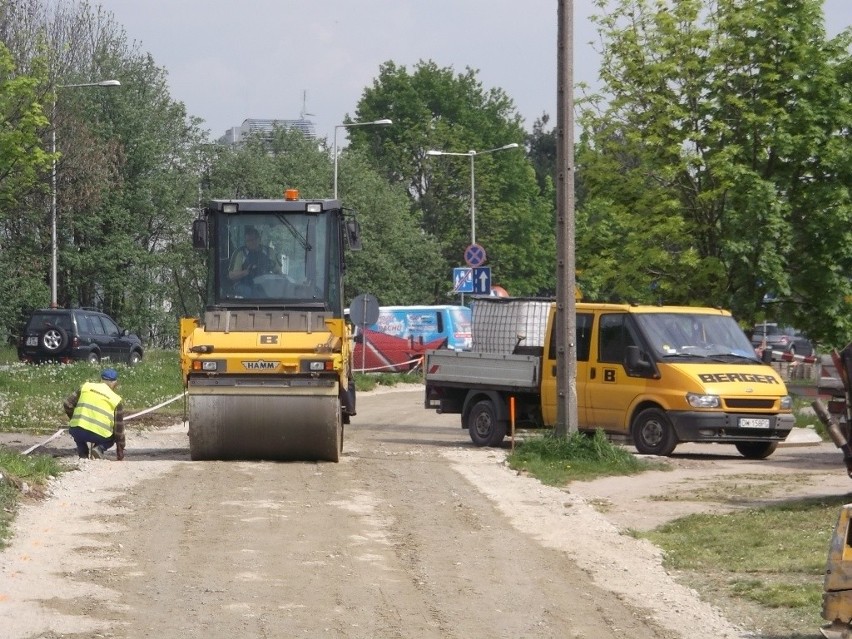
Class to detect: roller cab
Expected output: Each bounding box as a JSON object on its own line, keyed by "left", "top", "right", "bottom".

{"left": 181, "top": 192, "right": 360, "bottom": 461}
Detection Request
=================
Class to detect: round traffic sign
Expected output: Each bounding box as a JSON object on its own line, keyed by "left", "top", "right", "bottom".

{"left": 464, "top": 244, "right": 487, "bottom": 267}
{"left": 350, "top": 293, "right": 379, "bottom": 326}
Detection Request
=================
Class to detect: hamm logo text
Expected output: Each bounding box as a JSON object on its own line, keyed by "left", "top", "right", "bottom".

{"left": 243, "top": 360, "right": 279, "bottom": 370}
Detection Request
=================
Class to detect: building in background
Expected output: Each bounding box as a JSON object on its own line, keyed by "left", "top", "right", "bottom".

{"left": 219, "top": 117, "right": 316, "bottom": 146}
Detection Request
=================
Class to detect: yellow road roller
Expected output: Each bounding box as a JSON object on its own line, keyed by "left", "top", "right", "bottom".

{"left": 180, "top": 190, "right": 360, "bottom": 461}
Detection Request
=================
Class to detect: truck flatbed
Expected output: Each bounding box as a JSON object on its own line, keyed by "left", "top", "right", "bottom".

{"left": 425, "top": 349, "right": 541, "bottom": 391}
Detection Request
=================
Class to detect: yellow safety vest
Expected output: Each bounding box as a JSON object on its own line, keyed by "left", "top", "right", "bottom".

{"left": 69, "top": 382, "right": 121, "bottom": 438}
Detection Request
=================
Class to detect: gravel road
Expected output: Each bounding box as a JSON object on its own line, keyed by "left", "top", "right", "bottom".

{"left": 2, "top": 386, "right": 842, "bottom": 638}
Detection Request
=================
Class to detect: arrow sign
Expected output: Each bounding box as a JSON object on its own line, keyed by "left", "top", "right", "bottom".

{"left": 472, "top": 266, "right": 491, "bottom": 294}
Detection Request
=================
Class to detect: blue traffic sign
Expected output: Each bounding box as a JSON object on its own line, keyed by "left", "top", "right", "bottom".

{"left": 452, "top": 267, "right": 474, "bottom": 293}
{"left": 464, "top": 244, "right": 487, "bottom": 267}
{"left": 472, "top": 266, "right": 491, "bottom": 295}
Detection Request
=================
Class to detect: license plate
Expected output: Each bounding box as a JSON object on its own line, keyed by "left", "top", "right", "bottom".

{"left": 26, "top": 336, "right": 37, "bottom": 346}
{"left": 739, "top": 417, "right": 770, "bottom": 429}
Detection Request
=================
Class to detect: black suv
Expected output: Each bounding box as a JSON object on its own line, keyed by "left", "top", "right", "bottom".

{"left": 17, "top": 308, "right": 144, "bottom": 365}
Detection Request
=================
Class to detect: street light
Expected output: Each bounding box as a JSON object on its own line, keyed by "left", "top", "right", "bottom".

{"left": 51, "top": 79, "right": 121, "bottom": 308}
{"left": 425, "top": 143, "right": 519, "bottom": 246}
{"left": 333, "top": 118, "right": 392, "bottom": 199}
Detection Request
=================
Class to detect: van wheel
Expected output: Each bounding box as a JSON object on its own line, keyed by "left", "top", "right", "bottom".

{"left": 632, "top": 408, "right": 678, "bottom": 456}
{"left": 734, "top": 441, "right": 778, "bottom": 459}
{"left": 467, "top": 399, "right": 507, "bottom": 447}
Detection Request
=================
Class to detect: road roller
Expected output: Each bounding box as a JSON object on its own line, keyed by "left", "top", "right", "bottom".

{"left": 180, "top": 190, "right": 360, "bottom": 461}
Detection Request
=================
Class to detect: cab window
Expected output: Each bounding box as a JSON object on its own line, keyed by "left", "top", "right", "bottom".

{"left": 547, "top": 312, "right": 593, "bottom": 362}
{"left": 598, "top": 313, "right": 638, "bottom": 363}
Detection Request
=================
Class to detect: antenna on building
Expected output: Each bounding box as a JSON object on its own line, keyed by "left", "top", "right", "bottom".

{"left": 300, "top": 90, "right": 315, "bottom": 119}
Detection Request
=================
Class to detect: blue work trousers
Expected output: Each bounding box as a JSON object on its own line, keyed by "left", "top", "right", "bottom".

{"left": 68, "top": 426, "right": 115, "bottom": 458}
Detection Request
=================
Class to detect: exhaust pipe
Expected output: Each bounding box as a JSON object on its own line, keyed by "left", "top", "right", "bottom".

{"left": 812, "top": 399, "right": 852, "bottom": 478}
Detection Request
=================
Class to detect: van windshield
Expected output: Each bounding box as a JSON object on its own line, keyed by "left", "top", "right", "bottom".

{"left": 634, "top": 313, "right": 758, "bottom": 360}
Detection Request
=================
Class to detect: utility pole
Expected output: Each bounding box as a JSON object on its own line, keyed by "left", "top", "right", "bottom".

{"left": 555, "top": 0, "right": 578, "bottom": 436}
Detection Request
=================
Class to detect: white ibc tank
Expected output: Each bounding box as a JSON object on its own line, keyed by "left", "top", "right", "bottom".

{"left": 471, "top": 297, "right": 551, "bottom": 354}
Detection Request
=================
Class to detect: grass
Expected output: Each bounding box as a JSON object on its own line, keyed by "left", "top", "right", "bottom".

{"left": 506, "top": 429, "right": 669, "bottom": 484}
{"left": 0, "top": 345, "right": 419, "bottom": 433}
{"left": 648, "top": 472, "right": 815, "bottom": 503}
{"left": 640, "top": 494, "right": 851, "bottom": 635}
{"left": 0, "top": 448, "right": 64, "bottom": 549}
{"left": 0, "top": 348, "right": 185, "bottom": 433}
{"left": 354, "top": 371, "right": 422, "bottom": 392}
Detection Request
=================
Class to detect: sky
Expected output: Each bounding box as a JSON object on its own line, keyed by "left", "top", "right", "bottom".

{"left": 96, "top": 0, "right": 850, "bottom": 145}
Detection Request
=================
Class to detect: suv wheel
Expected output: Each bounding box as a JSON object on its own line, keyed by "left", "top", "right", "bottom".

{"left": 41, "top": 326, "right": 69, "bottom": 353}
{"left": 129, "top": 351, "right": 142, "bottom": 366}
{"left": 87, "top": 351, "right": 100, "bottom": 364}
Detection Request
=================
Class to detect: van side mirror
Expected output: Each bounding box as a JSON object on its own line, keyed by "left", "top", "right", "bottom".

{"left": 192, "top": 219, "right": 208, "bottom": 249}
{"left": 626, "top": 345, "right": 653, "bottom": 375}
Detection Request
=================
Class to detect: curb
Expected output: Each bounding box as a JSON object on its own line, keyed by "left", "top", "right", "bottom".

{"left": 779, "top": 427, "right": 823, "bottom": 447}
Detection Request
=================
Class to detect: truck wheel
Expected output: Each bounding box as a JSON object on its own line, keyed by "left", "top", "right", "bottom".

{"left": 468, "top": 399, "right": 507, "bottom": 447}
{"left": 632, "top": 408, "right": 678, "bottom": 456}
{"left": 734, "top": 441, "right": 778, "bottom": 459}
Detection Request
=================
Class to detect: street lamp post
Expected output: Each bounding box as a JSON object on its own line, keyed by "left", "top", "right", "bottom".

{"left": 50, "top": 79, "right": 121, "bottom": 308}
{"left": 332, "top": 118, "right": 393, "bottom": 199}
{"left": 425, "top": 143, "right": 519, "bottom": 246}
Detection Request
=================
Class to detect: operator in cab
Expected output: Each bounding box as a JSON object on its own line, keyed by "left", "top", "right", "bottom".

{"left": 228, "top": 226, "right": 275, "bottom": 296}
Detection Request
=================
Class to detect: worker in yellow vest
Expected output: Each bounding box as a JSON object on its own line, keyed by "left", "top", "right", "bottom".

{"left": 64, "top": 368, "right": 126, "bottom": 460}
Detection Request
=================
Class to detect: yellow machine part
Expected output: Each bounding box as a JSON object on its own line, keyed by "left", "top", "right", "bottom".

{"left": 822, "top": 505, "right": 852, "bottom": 639}
{"left": 188, "top": 385, "right": 342, "bottom": 462}
{"left": 181, "top": 316, "right": 352, "bottom": 463}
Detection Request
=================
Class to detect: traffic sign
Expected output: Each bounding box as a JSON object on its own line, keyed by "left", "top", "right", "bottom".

{"left": 464, "top": 244, "right": 487, "bottom": 267}
{"left": 350, "top": 293, "right": 380, "bottom": 326}
{"left": 452, "top": 267, "right": 474, "bottom": 293}
{"left": 472, "top": 266, "right": 491, "bottom": 295}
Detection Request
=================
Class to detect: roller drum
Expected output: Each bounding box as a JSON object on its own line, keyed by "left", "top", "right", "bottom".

{"left": 188, "top": 391, "right": 342, "bottom": 462}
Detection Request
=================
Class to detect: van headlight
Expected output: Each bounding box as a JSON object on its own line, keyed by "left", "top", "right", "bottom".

{"left": 780, "top": 395, "right": 793, "bottom": 410}
{"left": 687, "top": 392, "right": 720, "bottom": 408}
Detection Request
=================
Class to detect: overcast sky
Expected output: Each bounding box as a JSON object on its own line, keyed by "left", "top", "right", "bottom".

{"left": 97, "top": 0, "right": 850, "bottom": 145}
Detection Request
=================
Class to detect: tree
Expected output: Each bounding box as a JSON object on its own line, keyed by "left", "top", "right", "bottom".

{"left": 579, "top": 0, "right": 852, "bottom": 344}
{"left": 0, "top": 42, "right": 53, "bottom": 338}
{"left": 350, "top": 60, "right": 556, "bottom": 297}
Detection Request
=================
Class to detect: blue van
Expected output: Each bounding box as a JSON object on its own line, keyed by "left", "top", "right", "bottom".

{"left": 350, "top": 305, "right": 472, "bottom": 373}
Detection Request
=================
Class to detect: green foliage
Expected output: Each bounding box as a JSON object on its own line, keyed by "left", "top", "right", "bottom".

{"left": 507, "top": 429, "right": 666, "bottom": 484}
{"left": 0, "top": 350, "right": 184, "bottom": 433}
{"left": 354, "top": 372, "right": 422, "bottom": 392}
{"left": 0, "top": 43, "right": 54, "bottom": 341}
{"left": 351, "top": 60, "right": 556, "bottom": 297}
{"left": 581, "top": 0, "right": 852, "bottom": 345}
